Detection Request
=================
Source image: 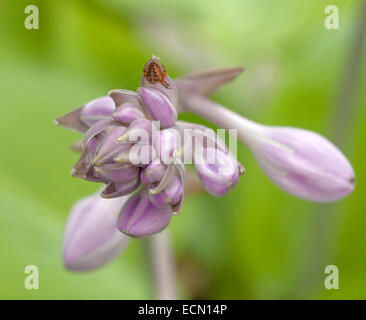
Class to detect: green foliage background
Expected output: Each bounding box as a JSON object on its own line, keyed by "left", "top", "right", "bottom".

{"left": 0, "top": 0, "right": 365, "bottom": 299}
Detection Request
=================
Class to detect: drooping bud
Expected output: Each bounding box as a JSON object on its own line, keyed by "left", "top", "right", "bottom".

{"left": 80, "top": 96, "right": 115, "bottom": 127}
{"left": 149, "top": 175, "right": 183, "bottom": 208}
{"left": 63, "top": 193, "right": 129, "bottom": 271}
{"left": 194, "top": 147, "right": 243, "bottom": 197}
{"left": 246, "top": 125, "right": 355, "bottom": 202}
{"left": 112, "top": 103, "right": 146, "bottom": 125}
{"left": 117, "top": 189, "right": 172, "bottom": 238}
{"left": 138, "top": 87, "right": 177, "bottom": 129}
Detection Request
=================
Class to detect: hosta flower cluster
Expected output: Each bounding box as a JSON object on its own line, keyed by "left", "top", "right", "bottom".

{"left": 56, "top": 56, "right": 355, "bottom": 271}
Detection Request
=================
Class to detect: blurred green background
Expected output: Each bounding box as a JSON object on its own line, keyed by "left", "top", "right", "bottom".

{"left": 0, "top": 0, "right": 365, "bottom": 299}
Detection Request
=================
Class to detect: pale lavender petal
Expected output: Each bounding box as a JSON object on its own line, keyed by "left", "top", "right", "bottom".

{"left": 55, "top": 106, "right": 89, "bottom": 133}
{"left": 112, "top": 103, "right": 146, "bottom": 125}
{"left": 80, "top": 96, "right": 115, "bottom": 127}
{"left": 138, "top": 87, "right": 177, "bottom": 129}
{"left": 117, "top": 189, "right": 172, "bottom": 238}
{"left": 63, "top": 193, "right": 129, "bottom": 272}
{"left": 175, "top": 67, "right": 244, "bottom": 98}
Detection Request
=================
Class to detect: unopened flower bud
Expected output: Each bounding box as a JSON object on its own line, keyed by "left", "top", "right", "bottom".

{"left": 247, "top": 125, "right": 355, "bottom": 202}
{"left": 63, "top": 193, "right": 129, "bottom": 271}
{"left": 80, "top": 96, "right": 115, "bottom": 127}
{"left": 117, "top": 189, "right": 172, "bottom": 238}
{"left": 138, "top": 87, "right": 177, "bottom": 129}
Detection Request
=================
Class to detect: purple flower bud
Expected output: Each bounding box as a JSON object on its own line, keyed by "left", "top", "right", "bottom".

{"left": 248, "top": 126, "right": 355, "bottom": 202}
{"left": 101, "top": 177, "right": 141, "bottom": 199}
{"left": 149, "top": 176, "right": 183, "bottom": 208}
{"left": 138, "top": 87, "right": 177, "bottom": 129}
{"left": 80, "top": 96, "right": 115, "bottom": 127}
{"left": 63, "top": 193, "right": 129, "bottom": 271}
{"left": 194, "top": 148, "right": 242, "bottom": 197}
{"left": 112, "top": 103, "right": 146, "bottom": 125}
{"left": 140, "top": 163, "right": 167, "bottom": 184}
{"left": 117, "top": 189, "right": 172, "bottom": 238}
{"left": 141, "top": 55, "right": 178, "bottom": 105}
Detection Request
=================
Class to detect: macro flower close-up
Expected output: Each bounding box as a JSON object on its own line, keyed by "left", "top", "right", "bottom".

{"left": 56, "top": 55, "right": 355, "bottom": 282}
{"left": 1, "top": 0, "right": 365, "bottom": 305}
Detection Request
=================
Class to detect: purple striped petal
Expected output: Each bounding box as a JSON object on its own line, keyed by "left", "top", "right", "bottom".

{"left": 141, "top": 56, "right": 178, "bottom": 105}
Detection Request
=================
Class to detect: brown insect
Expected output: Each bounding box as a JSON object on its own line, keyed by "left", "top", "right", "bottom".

{"left": 143, "top": 59, "right": 170, "bottom": 89}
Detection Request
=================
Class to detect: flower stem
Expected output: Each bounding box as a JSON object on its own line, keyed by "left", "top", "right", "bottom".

{"left": 182, "top": 94, "right": 260, "bottom": 144}
{"left": 148, "top": 229, "right": 177, "bottom": 299}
